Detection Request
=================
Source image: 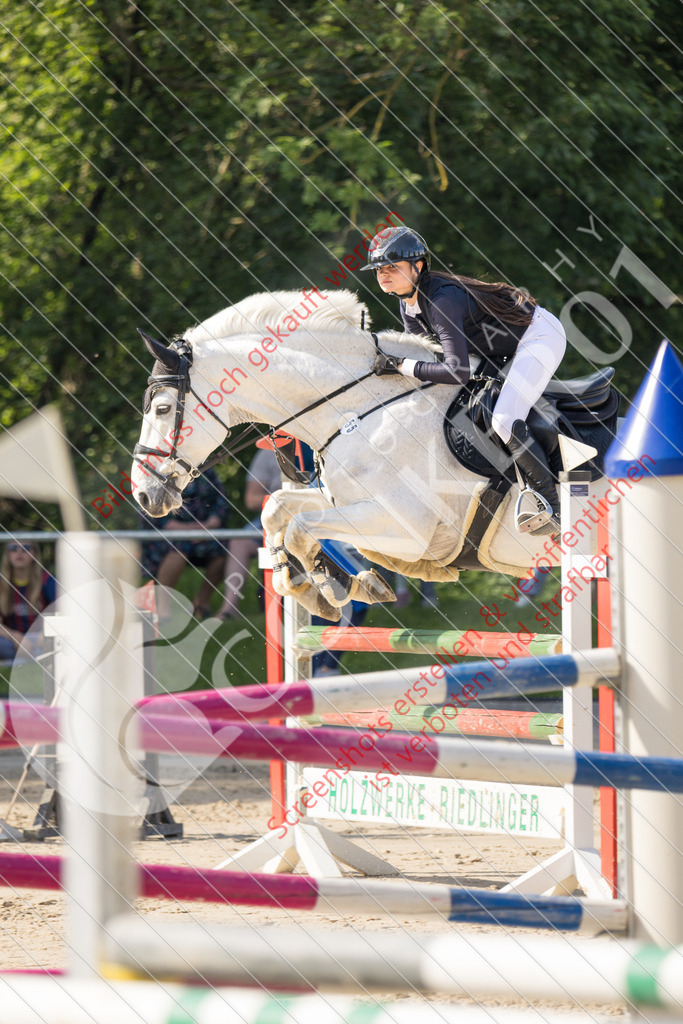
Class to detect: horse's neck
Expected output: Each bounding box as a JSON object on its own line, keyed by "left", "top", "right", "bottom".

{"left": 193, "top": 335, "right": 377, "bottom": 449}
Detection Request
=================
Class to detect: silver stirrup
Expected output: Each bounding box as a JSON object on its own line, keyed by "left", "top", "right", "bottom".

{"left": 514, "top": 487, "right": 556, "bottom": 536}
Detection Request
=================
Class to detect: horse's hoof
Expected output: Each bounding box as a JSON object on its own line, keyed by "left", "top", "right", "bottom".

{"left": 270, "top": 535, "right": 310, "bottom": 594}
{"left": 353, "top": 569, "right": 396, "bottom": 605}
{"left": 308, "top": 595, "right": 342, "bottom": 622}
{"left": 310, "top": 553, "right": 353, "bottom": 609}
{"left": 291, "top": 582, "right": 342, "bottom": 621}
{"left": 311, "top": 571, "right": 351, "bottom": 609}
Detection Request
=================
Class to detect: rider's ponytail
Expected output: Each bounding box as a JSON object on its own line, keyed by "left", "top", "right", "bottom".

{"left": 427, "top": 270, "right": 537, "bottom": 327}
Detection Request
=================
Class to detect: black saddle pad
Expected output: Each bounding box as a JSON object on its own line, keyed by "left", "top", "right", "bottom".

{"left": 443, "top": 376, "right": 516, "bottom": 481}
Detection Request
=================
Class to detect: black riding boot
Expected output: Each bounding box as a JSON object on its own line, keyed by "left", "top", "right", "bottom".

{"left": 506, "top": 420, "right": 561, "bottom": 537}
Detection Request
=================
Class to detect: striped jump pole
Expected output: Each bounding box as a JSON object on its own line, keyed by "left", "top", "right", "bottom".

{"left": 4, "top": 697, "right": 680, "bottom": 795}
{"left": 137, "top": 646, "right": 618, "bottom": 722}
{"left": 135, "top": 713, "right": 683, "bottom": 794}
{"left": 0, "top": 702, "right": 566, "bottom": 749}
{"left": 303, "top": 708, "right": 564, "bottom": 741}
{"left": 105, "top": 916, "right": 683, "bottom": 1006}
{"left": 3, "top": 697, "right": 679, "bottom": 794}
{"left": 0, "top": 703, "right": 59, "bottom": 749}
{"left": 0, "top": 851, "right": 625, "bottom": 935}
{"left": 296, "top": 625, "right": 563, "bottom": 658}
{"left": 0, "top": 976, "right": 650, "bottom": 1024}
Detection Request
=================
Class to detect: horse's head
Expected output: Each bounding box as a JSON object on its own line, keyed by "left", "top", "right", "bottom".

{"left": 131, "top": 330, "right": 230, "bottom": 517}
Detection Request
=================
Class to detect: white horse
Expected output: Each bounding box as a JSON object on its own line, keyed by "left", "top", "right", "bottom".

{"left": 131, "top": 289, "right": 560, "bottom": 620}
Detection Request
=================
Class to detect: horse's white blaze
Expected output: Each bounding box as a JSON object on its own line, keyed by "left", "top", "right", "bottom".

{"left": 132, "top": 289, "right": 564, "bottom": 614}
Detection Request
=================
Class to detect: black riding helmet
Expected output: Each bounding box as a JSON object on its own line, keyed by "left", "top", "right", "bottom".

{"left": 360, "top": 226, "right": 431, "bottom": 272}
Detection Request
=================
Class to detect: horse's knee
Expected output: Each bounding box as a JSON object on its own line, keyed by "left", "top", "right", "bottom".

{"left": 285, "top": 517, "right": 318, "bottom": 567}
{"left": 261, "top": 493, "right": 288, "bottom": 536}
{"left": 262, "top": 490, "right": 324, "bottom": 538}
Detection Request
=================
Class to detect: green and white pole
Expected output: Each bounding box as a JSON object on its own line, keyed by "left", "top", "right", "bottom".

{"left": 105, "top": 916, "right": 683, "bottom": 1006}
{"left": 0, "top": 975, "right": 676, "bottom": 1024}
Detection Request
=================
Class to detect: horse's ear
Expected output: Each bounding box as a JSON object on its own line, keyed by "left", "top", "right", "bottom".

{"left": 138, "top": 328, "right": 180, "bottom": 372}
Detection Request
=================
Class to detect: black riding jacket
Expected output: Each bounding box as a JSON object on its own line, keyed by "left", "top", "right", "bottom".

{"left": 400, "top": 275, "right": 532, "bottom": 385}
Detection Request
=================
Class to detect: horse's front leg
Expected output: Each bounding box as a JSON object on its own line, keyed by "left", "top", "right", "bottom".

{"left": 263, "top": 490, "right": 397, "bottom": 614}
{"left": 282, "top": 499, "right": 421, "bottom": 610}
{"left": 261, "top": 487, "right": 329, "bottom": 550}
{"left": 261, "top": 487, "right": 351, "bottom": 620}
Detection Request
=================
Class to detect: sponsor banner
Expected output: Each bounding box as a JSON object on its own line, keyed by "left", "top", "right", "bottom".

{"left": 302, "top": 768, "right": 565, "bottom": 839}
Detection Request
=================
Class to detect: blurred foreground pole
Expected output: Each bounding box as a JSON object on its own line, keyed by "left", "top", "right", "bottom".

{"left": 59, "top": 535, "right": 141, "bottom": 976}
{"left": 606, "top": 340, "right": 683, "bottom": 943}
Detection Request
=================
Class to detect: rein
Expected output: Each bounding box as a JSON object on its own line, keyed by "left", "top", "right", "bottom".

{"left": 316, "top": 381, "right": 436, "bottom": 459}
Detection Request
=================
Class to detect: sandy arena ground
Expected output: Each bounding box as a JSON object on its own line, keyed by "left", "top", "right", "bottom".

{"left": 0, "top": 749, "right": 626, "bottom": 1015}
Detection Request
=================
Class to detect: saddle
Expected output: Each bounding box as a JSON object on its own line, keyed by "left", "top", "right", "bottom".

{"left": 443, "top": 368, "right": 620, "bottom": 571}
{"left": 444, "top": 367, "right": 620, "bottom": 484}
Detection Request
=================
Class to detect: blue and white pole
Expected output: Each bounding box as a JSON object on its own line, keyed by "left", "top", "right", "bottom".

{"left": 606, "top": 340, "right": 683, "bottom": 944}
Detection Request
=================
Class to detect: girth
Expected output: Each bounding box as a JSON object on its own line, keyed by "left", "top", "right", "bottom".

{"left": 449, "top": 478, "right": 512, "bottom": 572}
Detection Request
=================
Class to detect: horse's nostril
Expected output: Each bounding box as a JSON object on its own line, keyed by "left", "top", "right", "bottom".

{"left": 138, "top": 491, "right": 150, "bottom": 511}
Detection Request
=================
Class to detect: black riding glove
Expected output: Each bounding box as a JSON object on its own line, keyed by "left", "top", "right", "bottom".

{"left": 372, "top": 351, "right": 403, "bottom": 376}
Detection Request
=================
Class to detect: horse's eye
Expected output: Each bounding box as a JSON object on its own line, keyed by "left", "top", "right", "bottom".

{"left": 155, "top": 404, "right": 171, "bottom": 416}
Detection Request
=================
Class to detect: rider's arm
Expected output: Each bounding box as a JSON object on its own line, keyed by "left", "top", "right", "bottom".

{"left": 400, "top": 288, "right": 471, "bottom": 386}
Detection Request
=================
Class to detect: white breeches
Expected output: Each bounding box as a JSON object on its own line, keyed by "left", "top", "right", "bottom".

{"left": 491, "top": 306, "right": 567, "bottom": 444}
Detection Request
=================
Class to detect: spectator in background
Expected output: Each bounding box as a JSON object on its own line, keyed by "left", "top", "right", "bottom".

{"left": 393, "top": 575, "right": 438, "bottom": 609}
{"left": 517, "top": 564, "right": 550, "bottom": 607}
{"left": 140, "top": 467, "right": 230, "bottom": 620}
{"left": 217, "top": 446, "right": 282, "bottom": 620}
{"left": 0, "top": 542, "right": 56, "bottom": 662}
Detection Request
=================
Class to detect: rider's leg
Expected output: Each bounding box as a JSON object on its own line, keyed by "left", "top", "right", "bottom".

{"left": 490, "top": 307, "right": 566, "bottom": 533}
{"left": 506, "top": 420, "right": 562, "bottom": 535}
{"left": 491, "top": 306, "right": 567, "bottom": 443}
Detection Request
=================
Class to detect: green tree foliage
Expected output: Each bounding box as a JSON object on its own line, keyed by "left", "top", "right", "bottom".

{"left": 0, "top": 0, "right": 680, "bottom": 528}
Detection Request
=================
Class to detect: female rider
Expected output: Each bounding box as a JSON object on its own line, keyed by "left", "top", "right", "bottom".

{"left": 362, "top": 225, "right": 567, "bottom": 536}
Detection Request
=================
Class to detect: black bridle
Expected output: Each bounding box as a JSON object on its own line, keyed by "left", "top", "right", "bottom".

{"left": 133, "top": 339, "right": 234, "bottom": 492}
{"left": 134, "top": 335, "right": 383, "bottom": 490}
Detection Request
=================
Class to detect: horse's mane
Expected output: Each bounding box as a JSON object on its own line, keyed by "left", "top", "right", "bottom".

{"left": 184, "top": 288, "right": 441, "bottom": 363}
{"left": 185, "top": 289, "right": 368, "bottom": 343}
